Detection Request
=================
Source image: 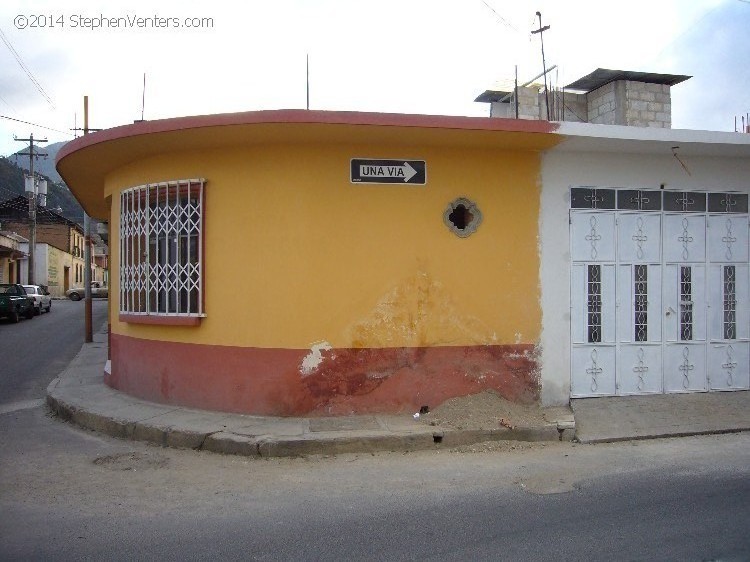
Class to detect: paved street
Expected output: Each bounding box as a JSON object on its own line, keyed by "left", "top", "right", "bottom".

{"left": 2, "top": 408, "right": 750, "bottom": 559}
{"left": 1, "top": 299, "right": 750, "bottom": 560}
{"left": 0, "top": 298, "right": 108, "bottom": 405}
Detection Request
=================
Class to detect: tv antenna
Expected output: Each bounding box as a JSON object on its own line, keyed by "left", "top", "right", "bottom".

{"left": 531, "top": 11, "right": 551, "bottom": 121}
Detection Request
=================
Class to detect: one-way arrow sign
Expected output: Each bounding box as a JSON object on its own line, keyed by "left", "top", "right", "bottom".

{"left": 350, "top": 159, "right": 426, "bottom": 185}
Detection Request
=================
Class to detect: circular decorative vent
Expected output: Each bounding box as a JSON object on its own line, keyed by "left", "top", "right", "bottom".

{"left": 444, "top": 197, "right": 482, "bottom": 238}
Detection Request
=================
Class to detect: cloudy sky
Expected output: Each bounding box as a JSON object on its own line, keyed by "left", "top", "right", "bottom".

{"left": 0, "top": 0, "right": 748, "bottom": 158}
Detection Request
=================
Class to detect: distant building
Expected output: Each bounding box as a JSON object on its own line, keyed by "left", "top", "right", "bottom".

{"left": 0, "top": 195, "right": 106, "bottom": 294}
{"left": 475, "top": 68, "right": 690, "bottom": 128}
{"left": 0, "top": 230, "right": 27, "bottom": 284}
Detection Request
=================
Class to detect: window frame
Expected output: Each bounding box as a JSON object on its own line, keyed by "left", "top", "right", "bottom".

{"left": 119, "top": 178, "right": 206, "bottom": 326}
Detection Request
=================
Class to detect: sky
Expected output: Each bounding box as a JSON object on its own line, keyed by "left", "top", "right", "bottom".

{"left": 0, "top": 0, "right": 748, "bottom": 159}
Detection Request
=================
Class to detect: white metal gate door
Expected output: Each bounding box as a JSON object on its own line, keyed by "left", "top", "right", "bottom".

{"left": 570, "top": 205, "right": 616, "bottom": 396}
{"left": 570, "top": 188, "right": 750, "bottom": 398}
{"left": 663, "top": 209, "right": 708, "bottom": 392}
{"left": 706, "top": 201, "right": 750, "bottom": 390}
{"left": 616, "top": 210, "right": 662, "bottom": 394}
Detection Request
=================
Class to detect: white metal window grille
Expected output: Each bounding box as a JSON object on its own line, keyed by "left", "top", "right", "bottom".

{"left": 587, "top": 264, "right": 602, "bottom": 343}
{"left": 120, "top": 179, "right": 204, "bottom": 317}
{"left": 680, "top": 266, "right": 693, "bottom": 341}
{"left": 634, "top": 264, "right": 648, "bottom": 342}
{"left": 724, "top": 265, "right": 736, "bottom": 340}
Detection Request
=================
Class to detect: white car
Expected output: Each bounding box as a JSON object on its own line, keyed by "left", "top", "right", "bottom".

{"left": 66, "top": 282, "right": 108, "bottom": 301}
{"left": 23, "top": 285, "right": 52, "bottom": 315}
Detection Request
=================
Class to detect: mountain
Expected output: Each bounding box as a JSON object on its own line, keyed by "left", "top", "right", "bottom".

{"left": 10, "top": 140, "right": 66, "bottom": 183}
{"left": 0, "top": 152, "right": 85, "bottom": 226}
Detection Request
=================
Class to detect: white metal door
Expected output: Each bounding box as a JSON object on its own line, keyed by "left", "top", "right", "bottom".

{"left": 707, "top": 213, "right": 749, "bottom": 390}
{"left": 570, "top": 207, "right": 617, "bottom": 397}
{"left": 571, "top": 262, "right": 616, "bottom": 396}
{"left": 662, "top": 208, "right": 709, "bottom": 394}
{"left": 617, "top": 263, "right": 663, "bottom": 394}
{"left": 707, "top": 261, "right": 750, "bottom": 390}
{"left": 616, "top": 211, "right": 662, "bottom": 395}
{"left": 570, "top": 189, "right": 750, "bottom": 398}
{"left": 663, "top": 264, "right": 707, "bottom": 392}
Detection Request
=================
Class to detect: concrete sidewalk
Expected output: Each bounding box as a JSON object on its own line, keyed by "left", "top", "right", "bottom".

{"left": 572, "top": 391, "right": 750, "bottom": 443}
{"left": 45, "top": 328, "right": 573, "bottom": 458}
{"left": 46, "top": 326, "right": 750, "bottom": 456}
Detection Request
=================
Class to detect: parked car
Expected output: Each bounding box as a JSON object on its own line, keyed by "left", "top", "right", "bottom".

{"left": 66, "top": 281, "right": 108, "bottom": 301}
{"left": 23, "top": 284, "right": 52, "bottom": 315}
{"left": 0, "top": 283, "right": 35, "bottom": 322}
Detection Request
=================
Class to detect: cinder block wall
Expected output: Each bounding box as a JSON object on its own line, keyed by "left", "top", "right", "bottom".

{"left": 489, "top": 86, "right": 543, "bottom": 120}
{"left": 587, "top": 82, "right": 618, "bottom": 125}
{"left": 556, "top": 92, "right": 587, "bottom": 123}
{"left": 488, "top": 80, "right": 672, "bottom": 128}
{"left": 624, "top": 81, "right": 672, "bottom": 128}
{"left": 587, "top": 80, "right": 672, "bottom": 128}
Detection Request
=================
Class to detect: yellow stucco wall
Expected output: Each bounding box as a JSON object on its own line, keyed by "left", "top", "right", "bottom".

{"left": 105, "top": 140, "right": 542, "bottom": 350}
{"left": 46, "top": 245, "right": 66, "bottom": 297}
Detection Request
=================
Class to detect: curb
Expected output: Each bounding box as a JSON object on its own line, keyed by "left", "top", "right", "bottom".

{"left": 45, "top": 326, "right": 575, "bottom": 458}
{"left": 574, "top": 427, "right": 750, "bottom": 445}
{"left": 46, "top": 382, "right": 573, "bottom": 458}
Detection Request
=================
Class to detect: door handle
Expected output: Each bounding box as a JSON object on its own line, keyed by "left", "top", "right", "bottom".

{"left": 665, "top": 306, "right": 676, "bottom": 317}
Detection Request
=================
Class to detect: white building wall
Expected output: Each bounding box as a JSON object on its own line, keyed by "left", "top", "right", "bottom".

{"left": 18, "top": 243, "right": 49, "bottom": 286}
{"left": 539, "top": 132, "right": 750, "bottom": 405}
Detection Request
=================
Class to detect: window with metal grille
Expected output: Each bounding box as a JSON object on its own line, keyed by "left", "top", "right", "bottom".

{"left": 587, "top": 265, "right": 602, "bottom": 343}
{"left": 680, "top": 266, "right": 693, "bottom": 341}
{"left": 634, "top": 265, "right": 648, "bottom": 342}
{"left": 119, "top": 179, "right": 204, "bottom": 319}
{"left": 724, "top": 265, "right": 736, "bottom": 340}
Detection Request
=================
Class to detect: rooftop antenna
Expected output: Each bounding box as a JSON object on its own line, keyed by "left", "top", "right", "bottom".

{"left": 306, "top": 54, "right": 310, "bottom": 110}
{"left": 531, "top": 11, "right": 551, "bottom": 121}
{"left": 141, "top": 73, "right": 146, "bottom": 120}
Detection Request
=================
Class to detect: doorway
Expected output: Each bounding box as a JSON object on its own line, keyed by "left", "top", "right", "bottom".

{"left": 570, "top": 188, "right": 750, "bottom": 397}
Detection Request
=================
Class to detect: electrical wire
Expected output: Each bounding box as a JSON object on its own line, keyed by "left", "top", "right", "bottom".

{"left": 480, "top": 0, "right": 520, "bottom": 33}
{"left": 0, "top": 115, "right": 71, "bottom": 136}
{"left": 0, "top": 26, "right": 55, "bottom": 109}
{"left": 645, "top": 3, "right": 726, "bottom": 65}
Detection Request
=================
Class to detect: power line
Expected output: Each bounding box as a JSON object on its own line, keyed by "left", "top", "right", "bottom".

{"left": 645, "top": 3, "right": 726, "bottom": 65}
{"left": 0, "top": 26, "right": 55, "bottom": 109}
{"left": 0, "top": 114, "right": 72, "bottom": 136}
{"left": 480, "top": 0, "right": 520, "bottom": 33}
{"left": 0, "top": 93, "right": 16, "bottom": 112}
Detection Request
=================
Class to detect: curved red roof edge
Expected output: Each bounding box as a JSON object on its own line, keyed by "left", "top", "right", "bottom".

{"left": 56, "top": 109, "right": 560, "bottom": 166}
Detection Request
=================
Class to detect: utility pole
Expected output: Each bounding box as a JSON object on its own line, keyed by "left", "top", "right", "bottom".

{"left": 83, "top": 95, "right": 93, "bottom": 343}
{"left": 15, "top": 133, "right": 48, "bottom": 285}
{"left": 531, "top": 11, "right": 551, "bottom": 121}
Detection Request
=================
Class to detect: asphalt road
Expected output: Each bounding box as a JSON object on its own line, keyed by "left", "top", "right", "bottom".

{"left": 0, "top": 298, "right": 108, "bottom": 404}
{"left": 1, "top": 408, "right": 749, "bottom": 560}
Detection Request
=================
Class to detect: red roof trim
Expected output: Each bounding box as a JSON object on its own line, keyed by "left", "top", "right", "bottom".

{"left": 57, "top": 109, "right": 559, "bottom": 165}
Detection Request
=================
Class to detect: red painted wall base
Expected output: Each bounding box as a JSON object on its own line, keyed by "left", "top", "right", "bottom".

{"left": 108, "top": 334, "right": 539, "bottom": 416}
